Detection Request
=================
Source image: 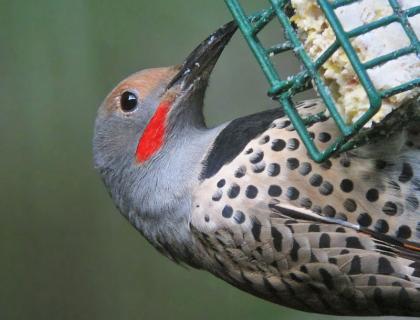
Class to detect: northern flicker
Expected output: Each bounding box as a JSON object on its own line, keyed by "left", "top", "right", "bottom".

{"left": 93, "top": 22, "right": 420, "bottom": 316}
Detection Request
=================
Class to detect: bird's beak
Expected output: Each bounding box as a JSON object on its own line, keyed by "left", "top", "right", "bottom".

{"left": 167, "top": 21, "right": 237, "bottom": 90}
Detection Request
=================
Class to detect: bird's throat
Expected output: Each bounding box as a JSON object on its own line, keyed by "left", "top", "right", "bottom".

{"left": 136, "top": 100, "right": 172, "bottom": 163}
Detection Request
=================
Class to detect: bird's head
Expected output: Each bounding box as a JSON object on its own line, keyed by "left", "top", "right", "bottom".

{"left": 94, "top": 21, "right": 236, "bottom": 169}
{"left": 93, "top": 22, "right": 236, "bottom": 249}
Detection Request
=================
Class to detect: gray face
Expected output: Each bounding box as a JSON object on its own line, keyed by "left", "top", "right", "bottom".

{"left": 93, "top": 67, "right": 179, "bottom": 174}
{"left": 93, "top": 21, "right": 237, "bottom": 206}
{"left": 92, "top": 66, "right": 215, "bottom": 261}
{"left": 92, "top": 22, "right": 237, "bottom": 260}
{"left": 93, "top": 66, "right": 200, "bottom": 226}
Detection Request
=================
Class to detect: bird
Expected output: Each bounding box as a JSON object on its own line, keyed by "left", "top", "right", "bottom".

{"left": 93, "top": 21, "right": 420, "bottom": 316}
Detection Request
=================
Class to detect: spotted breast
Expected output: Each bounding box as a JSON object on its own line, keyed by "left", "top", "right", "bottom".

{"left": 191, "top": 99, "right": 420, "bottom": 316}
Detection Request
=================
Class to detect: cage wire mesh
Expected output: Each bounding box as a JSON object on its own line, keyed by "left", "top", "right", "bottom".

{"left": 225, "top": 0, "right": 420, "bottom": 162}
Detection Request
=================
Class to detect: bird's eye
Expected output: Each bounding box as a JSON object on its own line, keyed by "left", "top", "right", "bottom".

{"left": 120, "top": 91, "right": 138, "bottom": 112}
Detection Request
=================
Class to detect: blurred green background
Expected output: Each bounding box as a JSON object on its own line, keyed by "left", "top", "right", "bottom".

{"left": 0, "top": 1, "right": 407, "bottom": 319}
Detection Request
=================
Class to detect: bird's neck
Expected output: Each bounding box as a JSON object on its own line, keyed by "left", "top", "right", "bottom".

{"left": 106, "top": 124, "right": 225, "bottom": 265}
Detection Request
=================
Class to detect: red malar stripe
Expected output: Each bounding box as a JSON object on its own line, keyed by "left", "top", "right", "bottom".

{"left": 136, "top": 100, "right": 171, "bottom": 163}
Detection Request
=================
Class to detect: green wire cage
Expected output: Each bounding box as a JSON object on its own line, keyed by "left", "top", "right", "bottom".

{"left": 225, "top": 0, "right": 420, "bottom": 163}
